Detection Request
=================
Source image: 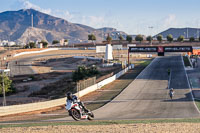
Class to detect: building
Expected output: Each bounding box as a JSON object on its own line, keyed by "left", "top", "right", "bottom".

{"left": 60, "top": 39, "right": 68, "bottom": 46}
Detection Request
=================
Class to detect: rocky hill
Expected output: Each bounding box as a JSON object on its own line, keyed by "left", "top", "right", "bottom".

{"left": 155, "top": 28, "right": 200, "bottom": 39}
{"left": 0, "top": 9, "right": 127, "bottom": 44}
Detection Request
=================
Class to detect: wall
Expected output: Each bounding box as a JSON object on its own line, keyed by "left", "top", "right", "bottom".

{"left": 13, "top": 48, "right": 83, "bottom": 57}
{"left": 13, "top": 48, "right": 58, "bottom": 57}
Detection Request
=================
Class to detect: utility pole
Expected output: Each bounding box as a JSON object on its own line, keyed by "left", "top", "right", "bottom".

{"left": 148, "top": 26, "right": 154, "bottom": 45}
{"left": 102, "top": 30, "right": 103, "bottom": 42}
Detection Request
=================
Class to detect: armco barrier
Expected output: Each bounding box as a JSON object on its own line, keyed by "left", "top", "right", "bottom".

{"left": 0, "top": 65, "right": 133, "bottom": 117}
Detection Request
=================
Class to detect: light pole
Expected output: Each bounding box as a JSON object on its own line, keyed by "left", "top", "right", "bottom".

{"left": 148, "top": 26, "right": 154, "bottom": 45}
{"left": 186, "top": 28, "right": 189, "bottom": 39}
{"left": 184, "top": 32, "right": 186, "bottom": 39}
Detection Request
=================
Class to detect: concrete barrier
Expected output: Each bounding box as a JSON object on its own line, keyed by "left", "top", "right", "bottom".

{"left": 0, "top": 65, "right": 133, "bottom": 117}
{"left": 0, "top": 98, "right": 66, "bottom": 117}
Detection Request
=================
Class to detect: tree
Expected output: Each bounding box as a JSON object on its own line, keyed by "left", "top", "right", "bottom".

{"left": 189, "top": 37, "right": 195, "bottom": 42}
{"left": 146, "top": 36, "right": 153, "bottom": 44}
{"left": 167, "top": 34, "right": 173, "bottom": 43}
{"left": 25, "top": 42, "right": 36, "bottom": 49}
{"left": 135, "top": 34, "right": 143, "bottom": 43}
{"left": 0, "top": 73, "right": 13, "bottom": 95}
{"left": 126, "top": 35, "right": 132, "bottom": 43}
{"left": 177, "top": 35, "right": 184, "bottom": 42}
{"left": 106, "top": 34, "right": 112, "bottom": 44}
{"left": 88, "top": 34, "right": 96, "bottom": 45}
{"left": 72, "top": 66, "right": 99, "bottom": 82}
{"left": 40, "top": 40, "right": 48, "bottom": 48}
{"left": 52, "top": 40, "right": 59, "bottom": 44}
{"left": 119, "top": 35, "right": 124, "bottom": 41}
{"left": 157, "top": 34, "right": 163, "bottom": 43}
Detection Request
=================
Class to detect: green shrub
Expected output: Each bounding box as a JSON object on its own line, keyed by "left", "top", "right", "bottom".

{"left": 72, "top": 66, "right": 99, "bottom": 82}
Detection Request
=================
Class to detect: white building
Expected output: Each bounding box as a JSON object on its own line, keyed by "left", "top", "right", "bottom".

{"left": 37, "top": 43, "right": 43, "bottom": 48}
{"left": 0, "top": 40, "right": 16, "bottom": 46}
{"left": 60, "top": 39, "right": 68, "bottom": 46}
{"left": 2, "top": 40, "right": 8, "bottom": 46}
{"left": 8, "top": 41, "right": 16, "bottom": 46}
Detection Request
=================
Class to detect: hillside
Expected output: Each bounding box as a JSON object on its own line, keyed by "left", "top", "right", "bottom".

{"left": 155, "top": 28, "right": 200, "bottom": 39}
{"left": 0, "top": 9, "right": 127, "bottom": 44}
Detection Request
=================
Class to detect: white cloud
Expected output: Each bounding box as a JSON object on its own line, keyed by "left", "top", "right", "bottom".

{"left": 53, "top": 10, "right": 74, "bottom": 21}
{"left": 79, "top": 15, "right": 105, "bottom": 28}
{"left": 63, "top": 11, "right": 74, "bottom": 20}
{"left": 19, "top": 0, "right": 52, "bottom": 14}
{"left": 16, "top": 0, "right": 128, "bottom": 33}
{"left": 163, "top": 14, "right": 177, "bottom": 28}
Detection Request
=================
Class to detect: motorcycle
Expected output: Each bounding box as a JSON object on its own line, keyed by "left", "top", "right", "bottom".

{"left": 65, "top": 100, "right": 94, "bottom": 121}
{"left": 169, "top": 91, "right": 174, "bottom": 99}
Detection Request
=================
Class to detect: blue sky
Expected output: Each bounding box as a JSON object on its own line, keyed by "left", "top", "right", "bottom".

{"left": 1, "top": 0, "right": 200, "bottom": 35}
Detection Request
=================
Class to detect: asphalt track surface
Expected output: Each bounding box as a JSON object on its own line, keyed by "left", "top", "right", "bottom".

{"left": 93, "top": 55, "right": 200, "bottom": 120}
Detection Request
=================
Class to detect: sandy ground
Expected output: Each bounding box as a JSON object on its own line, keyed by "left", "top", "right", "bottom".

{"left": 1, "top": 123, "right": 200, "bottom": 133}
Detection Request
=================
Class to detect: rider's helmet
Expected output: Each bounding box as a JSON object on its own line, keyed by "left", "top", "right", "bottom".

{"left": 66, "top": 92, "right": 73, "bottom": 100}
{"left": 170, "top": 88, "right": 174, "bottom": 91}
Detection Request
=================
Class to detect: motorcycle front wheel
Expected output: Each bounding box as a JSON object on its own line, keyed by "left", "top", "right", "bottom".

{"left": 87, "top": 111, "right": 94, "bottom": 120}
{"left": 71, "top": 109, "right": 81, "bottom": 121}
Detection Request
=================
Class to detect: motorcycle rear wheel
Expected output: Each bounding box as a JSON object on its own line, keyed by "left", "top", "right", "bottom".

{"left": 71, "top": 109, "right": 81, "bottom": 121}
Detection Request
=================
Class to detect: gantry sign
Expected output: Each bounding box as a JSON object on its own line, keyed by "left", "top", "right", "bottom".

{"left": 129, "top": 46, "right": 193, "bottom": 53}
{"left": 128, "top": 46, "right": 193, "bottom": 64}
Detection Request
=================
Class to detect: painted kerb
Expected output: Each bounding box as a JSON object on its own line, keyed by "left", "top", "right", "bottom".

{"left": 0, "top": 65, "right": 133, "bottom": 117}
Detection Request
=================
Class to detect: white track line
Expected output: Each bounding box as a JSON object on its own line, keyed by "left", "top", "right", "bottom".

{"left": 135, "top": 57, "right": 157, "bottom": 80}
{"left": 181, "top": 56, "right": 200, "bottom": 114}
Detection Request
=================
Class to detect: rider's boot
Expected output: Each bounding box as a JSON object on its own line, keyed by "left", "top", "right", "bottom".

{"left": 68, "top": 110, "right": 72, "bottom": 116}
{"left": 83, "top": 106, "right": 89, "bottom": 113}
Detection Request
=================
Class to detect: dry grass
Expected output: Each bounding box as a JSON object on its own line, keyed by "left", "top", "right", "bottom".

{"left": 1, "top": 123, "right": 200, "bottom": 133}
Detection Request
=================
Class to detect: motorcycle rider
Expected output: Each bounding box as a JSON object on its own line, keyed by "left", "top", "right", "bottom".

{"left": 66, "top": 92, "right": 89, "bottom": 114}
{"left": 169, "top": 88, "right": 174, "bottom": 99}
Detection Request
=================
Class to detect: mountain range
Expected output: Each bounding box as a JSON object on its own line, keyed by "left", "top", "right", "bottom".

{"left": 0, "top": 9, "right": 127, "bottom": 44}
{"left": 1, "top": 9, "right": 200, "bottom": 45}
{"left": 156, "top": 28, "right": 200, "bottom": 39}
